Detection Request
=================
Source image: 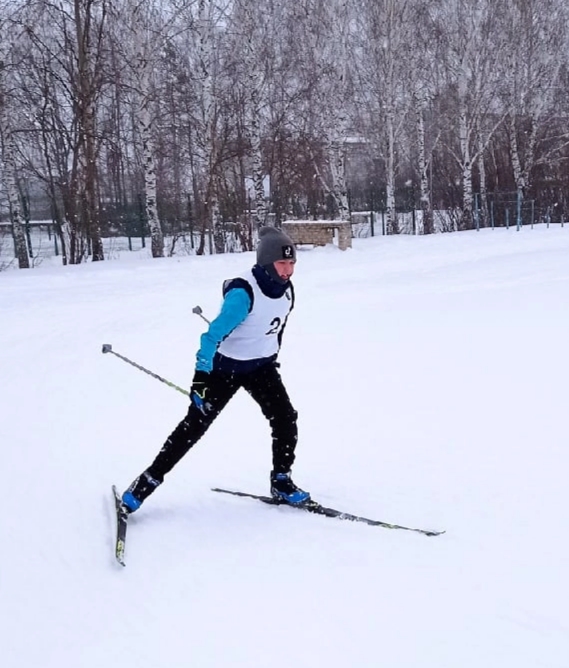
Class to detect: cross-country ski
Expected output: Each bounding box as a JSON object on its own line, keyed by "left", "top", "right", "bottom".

{"left": 112, "top": 485, "right": 129, "bottom": 567}
{"left": 212, "top": 487, "right": 445, "bottom": 536}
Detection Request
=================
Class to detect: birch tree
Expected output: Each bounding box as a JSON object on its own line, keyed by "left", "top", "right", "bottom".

{"left": 359, "top": 0, "right": 416, "bottom": 233}
{"left": 410, "top": 2, "right": 445, "bottom": 234}
{"left": 294, "top": 0, "right": 354, "bottom": 221}
{"left": 315, "top": 0, "right": 353, "bottom": 221}
{"left": 436, "top": 0, "right": 508, "bottom": 229}
{"left": 16, "top": 0, "right": 109, "bottom": 263}
{"left": 20, "top": 42, "right": 76, "bottom": 264}
{"left": 196, "top": 0, "right": 220, "bottom": 252}
{"left": 503, "top": 0, "right": 569, "bottom": 199}
{"left": 230, "top": 0, "right": 271, "bottom": 228}
{"left": 182, "top": 0, "right": 231, "bottom": 254}
{"left": 260, "top": 0, "right": 320, "bottom": 222}
{"left": 415, "top": 98, "right": 433, "bottom": 233}
{"left": 115, "top": 0, "right": 167, "bottom": 258}
{"left": 0, "top": 57, "right": 29, "bottom": 268}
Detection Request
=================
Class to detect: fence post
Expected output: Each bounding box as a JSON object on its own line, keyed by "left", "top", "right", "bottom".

{"left": 516, "top": 189, "right": 522, "bottom": 231}
{"left": 506, "top": 209, "right": 510, "bottom": 229}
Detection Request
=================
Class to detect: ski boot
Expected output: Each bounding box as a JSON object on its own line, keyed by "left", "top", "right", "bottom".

{"left": 122, "top": 470, "right": 161, "bottom": 513}
{"left": 270, "top": 471, "right": 311, "bottom": 505}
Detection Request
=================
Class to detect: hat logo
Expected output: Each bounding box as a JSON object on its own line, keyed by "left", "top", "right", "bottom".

{"left": 282, "top": 245, "right": 293, "bottom": 259}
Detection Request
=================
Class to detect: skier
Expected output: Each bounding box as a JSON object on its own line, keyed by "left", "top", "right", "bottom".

{"left": 121, "top": 226, "right": 310, "bottom": 512}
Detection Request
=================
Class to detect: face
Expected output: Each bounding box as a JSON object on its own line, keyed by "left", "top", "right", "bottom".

{"left": 273, "top": 259, "right": 295, "bottom": 280}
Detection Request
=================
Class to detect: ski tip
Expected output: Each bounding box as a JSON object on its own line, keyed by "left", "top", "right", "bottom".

{"left": 424, "top": 529, "right": 446, "bottom": 537}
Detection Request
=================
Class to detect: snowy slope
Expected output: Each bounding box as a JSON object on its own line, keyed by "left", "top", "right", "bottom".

{"left": 1, "top": 226, "right": 568, "bottom": 668}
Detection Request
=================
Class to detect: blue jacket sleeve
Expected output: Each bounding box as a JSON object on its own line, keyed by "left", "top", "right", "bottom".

{"left": 195, "top": 288, "right": 252, "bottom": 372}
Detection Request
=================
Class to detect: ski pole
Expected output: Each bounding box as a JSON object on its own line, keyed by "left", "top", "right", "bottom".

{"left": 101, "top": 344, "right": 189, "bottom": 397}
{"left": 192, "top": 305, "right": 211, "bottom": 325}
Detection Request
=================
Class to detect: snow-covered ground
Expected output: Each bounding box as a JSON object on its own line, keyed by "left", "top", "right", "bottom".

{"left": 1, "top": 226, "right": 568, "bottom": 668}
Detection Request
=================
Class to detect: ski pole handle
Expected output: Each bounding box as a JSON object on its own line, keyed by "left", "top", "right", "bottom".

{"left": 192, "top": 305, "right": 211, "bottom": 325}
{"left": 101, "top": 344, "right": 189, "bottom": 397}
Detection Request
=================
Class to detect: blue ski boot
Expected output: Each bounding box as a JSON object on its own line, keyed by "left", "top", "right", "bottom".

{"left": 270, "top": 471, "right": 311, "bottom": 505}
{"left": 122, "top": 470, "right": 161, "bottom": 513}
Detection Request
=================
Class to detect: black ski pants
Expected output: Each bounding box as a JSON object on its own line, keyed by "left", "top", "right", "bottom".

{"left": 146, "top": 362, "right": 298, "bottom": 482}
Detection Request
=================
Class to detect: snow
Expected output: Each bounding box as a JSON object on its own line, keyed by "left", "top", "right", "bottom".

{"left": 2, "top": 225, "right": 569, "bottom": 668}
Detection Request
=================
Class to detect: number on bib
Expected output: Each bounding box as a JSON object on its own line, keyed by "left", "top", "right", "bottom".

{"left": 265, "top": 317, "right": 282, "bottom": 335}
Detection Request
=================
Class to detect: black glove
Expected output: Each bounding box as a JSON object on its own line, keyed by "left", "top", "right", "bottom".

{"left": 190, "top": 370, "right": 214, "bottom": 415}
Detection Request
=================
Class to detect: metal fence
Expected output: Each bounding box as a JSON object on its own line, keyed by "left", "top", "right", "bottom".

{"left": 1, "top": 211, "right": 566, "bottom": 270}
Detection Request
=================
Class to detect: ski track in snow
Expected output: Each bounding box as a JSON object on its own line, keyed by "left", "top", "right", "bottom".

{"left": 1, "top": 226, "right": 569, "bottom": 668}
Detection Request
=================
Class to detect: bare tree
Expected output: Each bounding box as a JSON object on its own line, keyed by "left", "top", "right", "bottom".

{"left": 436, "top": 0, "right": 509, "bottom": 229}
{"left": 409, "top": 2, "right": 446, "bottom": 234}
{"left": 115, "top": 0, "right": 168, "bottom": 258}
{"left": 14, "top": 0, "right": 110, "bottom": 263}
{"left": 73, "top": 0, "right": 107, "bottom": 261}
{"left": 230, "top": 0, "right": 271, "bottom": 228}
{"left": 503, "top": 0, "right": 569, "bottom": 199}
{"left": 359, "top": 0, "right": 416, "bottom": 233}
{"left": 178, "top": 0, "right": 233, "bottom": 254}
{"left": 292, "top": 0, "right": 355, "bottom": 221}
{"left": 313, "top": 0, "right": 354, "bottom": 221}
{"left": 0, "top": 55, "right": 29, "bottom": 268}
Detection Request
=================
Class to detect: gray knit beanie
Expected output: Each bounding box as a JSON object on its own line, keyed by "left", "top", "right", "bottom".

{"left": 256, "top": 226, "right": 296, "bottom": 265}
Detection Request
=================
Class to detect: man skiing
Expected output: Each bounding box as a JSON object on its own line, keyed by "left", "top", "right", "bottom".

{"left": 121, "top": 226, "right": 310, "bottom": 512}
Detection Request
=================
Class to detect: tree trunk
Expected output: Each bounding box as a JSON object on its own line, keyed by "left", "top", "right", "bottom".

{"left": 197, "top": 0, "right": 222, "bottom": 251}
{"left": 508, "top": 113, "right": 524, "bottom": 193}
{"left": 385, "top": 106, "right": 397, "bottom": 234}
{"left": 84, "top": 100, "right": 104, "bottom": 260}
{"left": 249, "top": 84, "right": 267, "bottom": 228}
{"left": 131, "top": 1, "right": 164, "bottom": 258}
{"left": 416, "top": 100, "right": 433, "bottom": 234}
{"left": 6, "top": 150, "right": 30, "bottom": 269}
{"left": 458, "top": 86, "right": 472, "bottom": 230}
{"left": 476, "top": 128, "right": 489, "bottom": 227}
{"left": 140, "top": 104, "right": 164, "bottom": 258}
{"left": 0, "top": 61, "right": 29, "bottom": 268}
{"left": 328, "top": 137, "right": 349, "bottom": 221}
{"left": 211, "top": 192, "right": 224, "bottom": 254}
{"left": 74, "top": 0, "right": 104, "bottom": 261}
